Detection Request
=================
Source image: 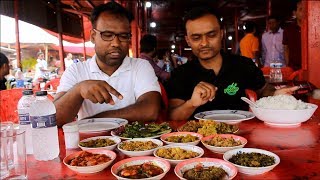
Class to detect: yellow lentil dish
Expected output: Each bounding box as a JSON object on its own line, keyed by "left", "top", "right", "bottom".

{"left": 119, "top": 141, "right": 159, "bottom": 151}
{"left": 155, "top": 147, "right": 199, "bottom": 160}
{"left": 165, "top": 134, "right": 199, "bottom": 143}
{"left": 79, "top": 138, "right": 116, "bottom": 148}
{"left": 178, "top": 120, "right": 238, "bottom": 136}
{"left": 204, "top": 136, "right": 242, "bottom": 147}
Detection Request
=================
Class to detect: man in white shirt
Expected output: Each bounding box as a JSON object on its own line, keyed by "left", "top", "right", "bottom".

{"left": 64, "top": 53, "right": 74, "bottom": 68}
{"left": 33, "top": 52, "right": 48, "bottom": 82}
{"left": 261, "top": 15, "right": 285, "bottom": 67}
{"left": 54, "top": 2, "right": 161, "bottom": 126}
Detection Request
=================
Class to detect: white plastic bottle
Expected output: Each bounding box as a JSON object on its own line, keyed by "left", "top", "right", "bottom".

{"left": 17, "top": 89, "right": 35, "bottom": 154}
{"left": 30, "top": 91, "right": 59, "bottom": 161}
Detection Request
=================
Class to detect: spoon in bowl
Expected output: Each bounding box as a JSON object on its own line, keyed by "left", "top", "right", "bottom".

{"left": 241, "top": 97, "right": 258, "bottom": 108}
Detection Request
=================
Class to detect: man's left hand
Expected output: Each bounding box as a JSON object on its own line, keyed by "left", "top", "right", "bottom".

{"left": 274, "top": 86, "right": 299, "bottom": 95}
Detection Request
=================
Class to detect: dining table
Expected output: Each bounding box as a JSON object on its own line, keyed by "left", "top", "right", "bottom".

{"left": 26, "top": 108, "right": 320, "bottom": 180}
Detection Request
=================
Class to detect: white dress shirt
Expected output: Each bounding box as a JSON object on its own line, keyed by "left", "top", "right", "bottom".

{"left": 57, "top": 55, "right": 160, "bottom": 120}
{"left": 34, "top": 59, "right": 47, "bottom": 81}
{"left": 261, "top": 28, "right": 285, "bottom": 67}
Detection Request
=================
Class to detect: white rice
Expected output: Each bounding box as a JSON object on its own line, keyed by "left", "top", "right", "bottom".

{"left": 256, "top": 95, "right": 308, "bottom": 110}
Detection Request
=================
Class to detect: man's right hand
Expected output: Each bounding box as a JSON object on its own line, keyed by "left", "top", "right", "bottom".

{"left": 79, "top": 80, "right": 123, "bottom": 104}
{"left": 188, "top": 81, "right": 217, "bottom": 107}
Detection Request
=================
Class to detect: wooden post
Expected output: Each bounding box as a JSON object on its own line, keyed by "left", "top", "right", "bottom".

{"left": 81, "top": 16, "right": 87, "bottom": 61}
{"left": 305, "top": 1, "right": 320, "bottom": 87}
{"left": 234, "top": 9, "right": 239, "bottom": 53}
{"left": 14, "top": 0, "right": 21, "bottom": 69}
{"left": 56, "top": 0, "right": 65, "bottom": 72}
{"left": 130, "top": 1, "right": 140, "bottom": 58}
{"left": 266, "top": 0, "right": 272, "bottom": 31}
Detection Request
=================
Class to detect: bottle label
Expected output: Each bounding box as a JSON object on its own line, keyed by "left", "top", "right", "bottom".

{"left": 30, "top": 114, "right": 57, "bottom": 128}
{"left": 16, "top": 80, "right": 24, "bottom": 88}
{"left": 19, "top": 113, "right": 31, "bottom": 125}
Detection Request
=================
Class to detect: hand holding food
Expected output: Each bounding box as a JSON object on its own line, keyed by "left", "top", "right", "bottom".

{"left": 189, "top": 82, "right": 217, "bottom": 107}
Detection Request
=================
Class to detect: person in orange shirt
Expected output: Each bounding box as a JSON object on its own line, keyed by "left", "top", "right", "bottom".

{"left": 239, "top": 21, "right": 260, "bottom": 63}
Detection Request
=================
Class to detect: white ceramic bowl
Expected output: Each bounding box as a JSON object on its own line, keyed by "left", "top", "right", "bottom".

{"left": 160, "top": 132, "right": 203, "bottom": 146}
{"left": 118, "top": 138, "right": 163, "bottom": 157}
{"left": 223, "top": 148, "right": 280, "bottom": 175}
{"left": 63, "top": 149, "right": 116, "bottom": 174}
{"left": 111, "top": 156, "right": 170, "bottom": 180}
{"left": 78, "top": 136, "right": 121, "bottom": 151}
{"left": 201, "top": 134, "right": 247, "bottom": 154}
{"left": 250, "top": 103, "right": 318, "bottom": 127}
{"left": 153, "top": 144, "right": 204, "bottom": 166}
{"left": 174, "top": 158, "right": 238, "bottom": 180}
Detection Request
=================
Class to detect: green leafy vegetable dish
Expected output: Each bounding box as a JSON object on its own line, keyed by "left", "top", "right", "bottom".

{"left": 114, "top": 121, "right": 172, "bottom": 138}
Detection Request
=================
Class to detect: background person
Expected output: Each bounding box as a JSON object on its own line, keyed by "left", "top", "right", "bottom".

{"left": 139, "top": 34, "right": 170, "bottom": 82}
{"left": 0, "top": 52, "right": 10, "bottom": 90}
{"left": 33, "top": 52, "right": 48, "bottom": 82}
{"left": 262, "top": 15, "right": 285, "bottom": 67}
{"left": 283, "top": 0, "right": 304, "bottom": 70}
{"left": 64, "top": 53, "right": 74, "bottom": 68}
{"left": 54, "top": 2, "right": 161, "bottom": 127}
{"left": 240, "top": 21, "right": 260, "bottom": 64}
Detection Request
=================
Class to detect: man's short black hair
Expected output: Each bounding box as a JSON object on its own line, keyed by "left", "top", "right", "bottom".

{"left": 244, "top": 21, "right": 256, "bottom": 33}
{"left": 268, "top": 15, "right": 280, "bottom": 22}
{"left": 90, "top": 1, "right": 134, "bottom": 28}
{"left": 140, "top": 34, "right": 157, "bottom": 53}
{"left": 183, "top": 6, "right": 223, "bottom": 30}
{"left": 293, "top": 0, "right": 302, "bottom": 11}
{"left": 0, "top": 52, "right": 9, "bottom": 67}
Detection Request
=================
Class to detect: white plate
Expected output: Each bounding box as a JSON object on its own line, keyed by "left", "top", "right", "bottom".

{"left": 77, "top": 118, "right": 128, "bottom": 133}
{"left": 194, "top": 110, "right": 255, "bottom": 124}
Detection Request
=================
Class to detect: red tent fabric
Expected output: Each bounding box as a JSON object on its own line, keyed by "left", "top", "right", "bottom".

{"left": 44, "top": 16, "right": 92, "bottom": 43}
{"left": 51, "top": 45, "right": 95, "bottom": 56}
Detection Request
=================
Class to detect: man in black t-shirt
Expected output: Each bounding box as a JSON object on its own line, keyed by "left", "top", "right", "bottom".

{"left": 0, "top": 53, "right": 10, "bottom": 91}
{"left": 167, "top": 6, "right": 299, "bottom": 121}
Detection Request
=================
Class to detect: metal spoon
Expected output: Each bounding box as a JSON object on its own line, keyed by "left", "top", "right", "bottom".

{"left": 241, "top": 97, "right": 258, "bottom": 108}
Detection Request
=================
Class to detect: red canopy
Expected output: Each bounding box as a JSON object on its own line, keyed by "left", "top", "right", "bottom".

{"left": 44, "top": 16, "right": 92, "bottom": 43}
{"left": 51, "top": 45, "right": 95, "bottom": 57}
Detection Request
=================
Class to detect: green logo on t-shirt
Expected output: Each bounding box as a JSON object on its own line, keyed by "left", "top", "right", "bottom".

{"left": 224, "top": 83, "right": 239, "bottom": 95}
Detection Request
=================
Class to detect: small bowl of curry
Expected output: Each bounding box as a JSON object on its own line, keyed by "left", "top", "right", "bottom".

{"left": 78, "top": 136, "right": 121, "bottom": 151}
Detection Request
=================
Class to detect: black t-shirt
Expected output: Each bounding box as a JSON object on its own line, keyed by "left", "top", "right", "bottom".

{"left": 167, "top": 53, "right": 265, "bottom": 118}
{"left": 0, "top": 78, "right": 7, "bottom": 91}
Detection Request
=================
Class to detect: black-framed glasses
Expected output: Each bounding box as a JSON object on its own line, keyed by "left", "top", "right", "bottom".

{"left": 93, "top": 29, "right": 132, "bottom": 42}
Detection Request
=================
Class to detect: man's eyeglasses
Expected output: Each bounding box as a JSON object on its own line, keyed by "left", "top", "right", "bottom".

{"left": 93, "top": 29, "right": 132, "bottom": 42}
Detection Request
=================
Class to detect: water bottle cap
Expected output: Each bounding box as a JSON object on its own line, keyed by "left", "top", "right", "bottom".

{"left": 35, "top": 91, "right": 48, "bottom": 96}
{"left": 62, "top": 122, "right": 79, "bottom": 132}
{"left": 22, "top": 89, "right": 33, "bottom": 95}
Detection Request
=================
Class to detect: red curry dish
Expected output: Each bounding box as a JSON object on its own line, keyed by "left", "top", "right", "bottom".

{"left": 118, "top": 162, "right": 164, "bottom": 179}
{"left": 68, "top": 151, "right": 111, "bottom": 166}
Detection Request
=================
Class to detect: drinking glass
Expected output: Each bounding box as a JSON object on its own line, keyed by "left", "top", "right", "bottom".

{"left": 0, "top": 123, "right": 27, "bottom": 180}
{"left": 0, "top": 124, "right": 10, "bottom": 179}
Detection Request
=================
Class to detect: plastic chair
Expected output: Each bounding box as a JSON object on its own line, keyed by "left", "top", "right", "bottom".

{"left": 44, "top": 78, "right": 60, "bottom": 90}
{"left": 288, "top": 69, "right": 304, "bottom": 81}
{"left": 0, "top": 89, "right": 55, "bottom": 123}
{"left": 157, "top": 81, "right": 168, "bottom": 122}
{"left": 245, "top": 89, "right": 257, "bottom": 102}
{"left": 0, "top": 89, "right": 24, "bottom": 123}
{"left": 261, "top": 67, "right": 294, "bottom": 80}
